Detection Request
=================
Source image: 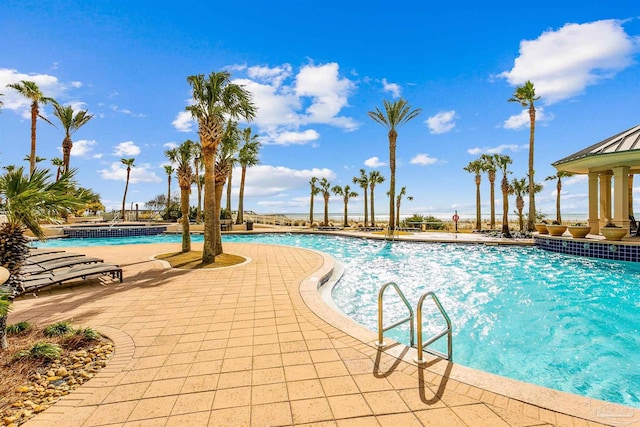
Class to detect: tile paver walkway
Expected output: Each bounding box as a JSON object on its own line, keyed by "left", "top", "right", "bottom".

{"left": 9, "top": 242, "right": 637, "bottom": 426}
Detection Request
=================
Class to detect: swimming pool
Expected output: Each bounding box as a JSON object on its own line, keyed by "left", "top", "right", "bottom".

{"left": 38, "top": 233, "right": 640, "bottom": 407}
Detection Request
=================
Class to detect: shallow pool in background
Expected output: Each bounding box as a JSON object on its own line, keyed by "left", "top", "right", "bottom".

{"left": 38, "top": 233, "right": 640, "bottom": 407}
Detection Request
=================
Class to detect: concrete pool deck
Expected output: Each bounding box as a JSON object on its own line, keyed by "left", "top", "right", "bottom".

{"left": 11, "top": 241, "right": 639, "bottom": 426}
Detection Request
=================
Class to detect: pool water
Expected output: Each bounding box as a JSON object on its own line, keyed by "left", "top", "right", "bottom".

{"left": 38, "top": 233, "right": 640, "bottom": 407}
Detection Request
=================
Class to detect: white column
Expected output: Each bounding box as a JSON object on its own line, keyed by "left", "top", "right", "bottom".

{"left": 599, "top": 172, "right": 612, "bottom": 228}
{"left": 588, "top": 172, "right": 599, "bottom": 234}
{"left": 613, "top": 166, "right": 630, "bottom": 235}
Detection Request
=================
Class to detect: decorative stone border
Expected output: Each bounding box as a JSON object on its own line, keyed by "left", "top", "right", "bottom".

{"left": 535, "top": 235, "right": 640, "bottom": 262}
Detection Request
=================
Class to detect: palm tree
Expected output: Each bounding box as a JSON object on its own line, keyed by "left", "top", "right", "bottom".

{"left": 166, "top": 141, "right": 194, "bottom": 253}
{"left": 480, "top": 154, "right": 497, "bottom": 229}
{"left": 120, "top": 158, "right": 135, "bottom": 220}
{"left": 319, "top": 178, "right": 332, "bottom": 226}
{"left": 545, "top": 171, "right": 574, "bottom": 224}
{"left": 23, "top": 155, "right": 46, "bottom": 165}
{"left": 395, "top": 186, "right": 413, "bottom": 227}
{"left": 6, "top": 81, "right": 54, "bottom": 175}
{"left": 332, "top": 185, "right": 358, "bottom": 227}
{"left": 509, "top": 80, "right": 540, "bottom": 231}
{"left": 44, "top": 102, "right": 93, "bottom": 172}
{"left": 236, "top": 128, "right": 261, "bottom": 225}
{"left": 494, "top": 154, "right": 513, "bottom": 237}
{"left": 51, "top": 157, "right": 64, "bottom": 181}
{"left": 191, "top": 141, "right": 203, "bottom": 224}
{"left": 163, "top": 165, "right": 174, "bottom": 219}
{"left": 464, "top": 159, "right": 485, "bottom": 230}
{"left": 309, "top": 177, "right": 320, "bottom": 226}
{"left": 353, "top": 169, "right": 369, "bottom": 226}
{"left": 368, "top": 99, "right": 421, "bottom": 230}
{"left": 368, "top": 170, "right": 385, "bottom": 227}
{"left": 214, "top": 122, "right": 240, "bottom": 255}
{"left": 0, "top": 167, "right": 89, "bottom": 349}
{"left": 186, "top": 71, "right": 256, "bottom": 263}
{"left": 510, "top": 177, "right": 527, "bottom": 231}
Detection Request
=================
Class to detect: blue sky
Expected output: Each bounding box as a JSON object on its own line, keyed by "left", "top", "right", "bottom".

{"left": 1, "top": 1, "right": 639, "bottom": 219}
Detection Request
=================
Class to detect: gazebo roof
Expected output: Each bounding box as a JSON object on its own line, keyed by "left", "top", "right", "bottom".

{"left": 553, "top": 123, "right": 640, "bottom": 173}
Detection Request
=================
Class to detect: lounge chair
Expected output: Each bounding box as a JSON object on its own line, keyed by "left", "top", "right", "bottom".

{"left": 24, "top": 252, "right": 84, "bottom": 265}
{"left": 28, "top": 248, "right": 66, "bottom": 256}
{"left": 21, "top": 263, "right": 123, "bottom": 293}
{"left": 21, "top": 256, "right": 104, "bottom": 275}
{"left": 630, "top": 215, "right": 640, "bottom": 237}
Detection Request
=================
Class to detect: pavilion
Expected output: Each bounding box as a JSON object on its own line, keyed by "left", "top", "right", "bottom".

{"left": 553, "top": 123, "right": 640, "bottom": 236}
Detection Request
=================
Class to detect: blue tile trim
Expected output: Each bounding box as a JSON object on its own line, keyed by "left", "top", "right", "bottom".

{"left": 534, "top": 236, "right": 640, "bottom": 262}
{"left": 63, "top": 226, "right": 167, "bottom": 239}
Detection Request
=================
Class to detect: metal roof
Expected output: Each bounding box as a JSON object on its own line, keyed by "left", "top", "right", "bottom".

{"left": 552, "top": 123, "right": 640, "bottom": 167}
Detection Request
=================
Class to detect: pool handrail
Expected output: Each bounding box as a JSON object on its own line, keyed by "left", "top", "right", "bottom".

{"left": 377, "top": 281, "right": 415, "bottom": 348}
{"left": 415, "top": 291, "right": 453, "bottom": 363}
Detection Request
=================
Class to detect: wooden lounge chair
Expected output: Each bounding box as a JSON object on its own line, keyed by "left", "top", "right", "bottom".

{"left": 28, "top": 248, "right": 66, "bottom": 256}
{"left": 21, "top": 256, "right": 104, "bottom": 275}
{"left": 24, "top": 252, "right": 84, "bottom": 265}
{"left": 21, "top": 263, "right": 123, "bottom": 293}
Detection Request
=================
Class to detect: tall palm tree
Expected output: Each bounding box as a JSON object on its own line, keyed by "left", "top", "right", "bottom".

{"left": 494, "top": 154, "right": 513, "bottom": 237}
{"left": 23, "top": 155, "right": 46, "bottom": 165}
{"left": 236, "top": 128, "right": 261, "bottom": 225}
{"left": 51, "top": 157, "right": 64, "bottom": 181}
{"left": 368, "top": 99, "right": 421, "bottom": 230}
{"left": 166, "top": 141, "right": 194, "bottom": 253}
{"left": 464, "top": 159, "right": 485, "bottom": 230}
{"left": 309, "top": 177, "right": 320, "bottom": 225}
{"left": 319, "top": 178, "right": 332, "bottom": 226}
{"left": 120, "top": 158, "right": 135, "bottom": 220}
{"left": 214, "top": 122, "right": 240, "bottom": 255}
{"left": 509, "top": 80, "right": 540, "bottom": 231}
{"left": 353, "top": 169, "right": 369, "bottom": 226}
{"left": 332, "top": 185, "right": 358, "bottom": 227}
{"left": 368, "top": 170, "right": 385, "bottom": 227}
{"left": 191, "top": 141, "right": 203, "bottom": 224}
{"left": 6, "top": 81, "right": 54, "bottom": 175}
{"left": 510, "top": 177, "right": 527, "bottom": 231}
{"left": 545, "top": 171, "right": 574, "bottom": 224}
{"left": 163, "top": 165, "right": 174, "bottom": 219}
{"left": 395, "top": 186, "right": 413, "bottom": 227}
{"left": 186, "top": 71, "right": 256, "bottom": 263}
{"left": 480, "top": 154, "right": 497, "bottom": 229}
{"left": 0, "top": 167, "right": 89, "bottom": 349}
{"left": 43, "top": 102, "right": 93, "bottom": 172}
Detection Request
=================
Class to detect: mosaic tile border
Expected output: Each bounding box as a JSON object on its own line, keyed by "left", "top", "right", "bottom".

{"left": 535, "top": 236, "right": 640, "bottom": 262}
{"left": 63, "top": 226, "right": 167, "bottom": 239}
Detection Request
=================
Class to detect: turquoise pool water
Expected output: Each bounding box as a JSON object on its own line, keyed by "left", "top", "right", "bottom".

{"left": 38, "top": 233, "right": 640, "bottom": 407}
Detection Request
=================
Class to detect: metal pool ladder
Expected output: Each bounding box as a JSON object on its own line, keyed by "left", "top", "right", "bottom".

{"left": 377, "top": 282, "right": 453, "bottom": 363}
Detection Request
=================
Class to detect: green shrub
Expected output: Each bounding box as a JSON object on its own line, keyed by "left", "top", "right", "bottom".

{"left": 6, "top": 321, "right": 31, "bottom": 334}
{"left": 44, "top": 321, "right": 75, "bottom": 337}
{"left": 14, "top": 342, "right": 61, "bottom": 360}
{"left": 423, "top": 215, "right": 445, "bottom": 230}
{"left": 75, "top": 327, "right": 100, "bottom": 341}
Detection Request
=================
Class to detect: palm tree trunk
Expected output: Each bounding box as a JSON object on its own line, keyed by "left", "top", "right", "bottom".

{"left": 363, "top": 189, "right": 368, "bottom": 227}
{"left": 180, "top": 186, "right": 191, "bottom": 252}
{"left": 166, "top": 175, "right": 171, "bottom": 219}
{"left": 202, "top": 148, "right": 216, "bottom": 263}
{"left": 475, "top": 175, "right": 482, "bottom": 230}
{"left": 29, "top": 101, "right": 38, "bottom": 175}
{"left": 556, "top": 179, "right": 562, "bottom": 223}
{"left": 517, "top": 196, "right": 524, "bottom": 231}
{"left": 388, "top": 131, "right": 397, "bottom": 230}
{"left": 396, "top": 200, "right": 401, "bottom": 228}
{"left": 324, "top": 195, "right": 329, "bottom": 226}
{"left": 237, "top": 166, "right": 247, "bottom": 224}
{"left": 226, "top": 168, "right": 233, "bottom": 214}
{"left": 214, "top": 181, "right": 224, "bottom": 256}
{"left": 343, "top": 198, "right": 348, "bottom": 227}
{"left": 527, "top": 105, "right": 536, "bottom": 231}
{"left": 370, "top": 186, "right": 376, "bottom": 227}
{"left": 489, "top": 174, "right": 496, "bottom": 229}
{"left": 195, "top": 162, "right": 202, "bottom": 224}
{"left": 309, "top": 192, "right": 314, "bottom": 225}
{"left": 502, "top": 177, "right": 511, "bottom": 237}
{"left": 0, "top": 315, "right": 7, "bottom": 350}
{"left": 122, "top": 169, "right": 130, "bottom": 220}
{"left": 62, "top": 136, "right": 72, "bottom": 173}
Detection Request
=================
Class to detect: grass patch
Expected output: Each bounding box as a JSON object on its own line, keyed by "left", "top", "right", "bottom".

{"left": 156, "top": 251, "right": 246, "bottom": 269}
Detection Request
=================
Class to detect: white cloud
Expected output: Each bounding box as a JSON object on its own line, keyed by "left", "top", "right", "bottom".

{"left": 163, "top": 142, "right": 178, "bottom": 149}
{"left": 503, "top": 107, "right": 551, "bottom": 130}
{"left": 172, "top": 111, "right": 194, "bottom": 133}
{"left": 71, "top": 139, "right": 102, "bottom": 158}
{"left": 467, "top": 144, "right": 528, "bottom": 155}
{"left": 70, "top": 81, "right": 82, "bottom": 88}
{"left": 242, "top": 165, "right": 335, "bottom": 197}
{"left": 500, "top": 19, "right": 640, "bottom": 104}
{"left": 247, "top": 64, "right": 292, "bottom": 87}
{"left": 382, "top": 78, "right": 401, "bottom": 98}
{"left": 99, "top": 161, "right": 162, "bottom": 184}
{"left": 113, "top": 141, "right": 141, "bottom": 156}
{"left": 410, "top": 154, "right": 438, "bottom": 165}
{"left": 364, "top": 156, "right": 387, "bottom": 168}
{"left": 110, "top": 105, "right": 145, "bottom": 118}
{"left": 271, "top": 129, "right": 320, "bottom": 146}
{"left": 426, "top": 110, "right": 457, "bottom": 134}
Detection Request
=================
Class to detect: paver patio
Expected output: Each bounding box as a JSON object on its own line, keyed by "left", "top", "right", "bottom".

{"left": 9, "top": 241, "right": 637, "bottom": 426}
